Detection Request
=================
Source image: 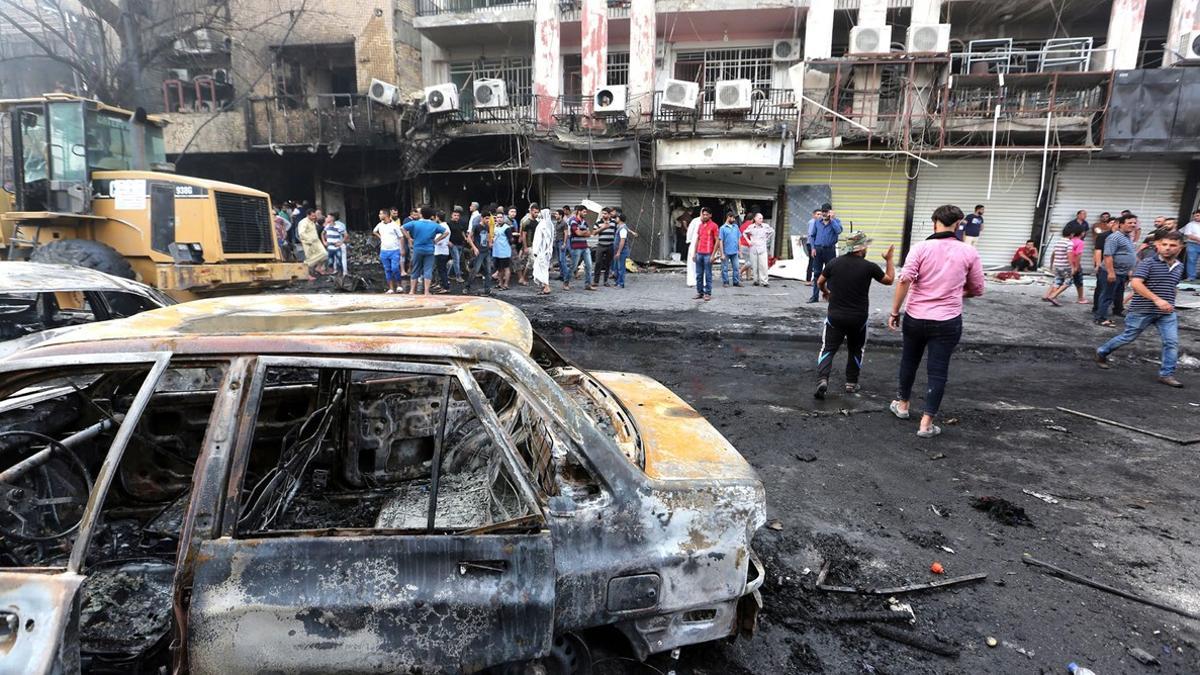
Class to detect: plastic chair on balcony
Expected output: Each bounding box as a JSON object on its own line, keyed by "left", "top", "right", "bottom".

{"left": 1038, "top": 37, "right": 1093, "bottom": 73}
{"left": 965, "top": 39, "right": 1014, "bottom": 75}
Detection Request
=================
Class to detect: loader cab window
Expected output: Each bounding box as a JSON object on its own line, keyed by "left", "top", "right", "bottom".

{"left": 47, "top": 101, "right": 87, "bottom": 185}
{"left": 85, "top": 110, "right": 165, "bottom": 171}
{"left": 17, "top": 109, "right": 49, "bottom": 210}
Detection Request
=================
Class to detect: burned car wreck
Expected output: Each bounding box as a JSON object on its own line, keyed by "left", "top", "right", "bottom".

{"left": 0, "top": 295, "right": 765, "bottom": 674}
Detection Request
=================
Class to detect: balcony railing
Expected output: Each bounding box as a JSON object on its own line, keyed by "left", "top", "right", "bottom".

{"left": 416, "top": 0, "right": 532, "bottom": 17}
{"left": 559, "top": 0, "right": 631, "bottom": 21}
{"left": 799, "top": 57, "right": 1110, "bottom": 151}
{"left": 246, "top": 94, "right": 400, "bottom": 150}
{"left": 652, "top": 88, "right": 798, "bottom": 132}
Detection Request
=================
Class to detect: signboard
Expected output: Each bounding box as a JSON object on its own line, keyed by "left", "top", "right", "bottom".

{"left": 109, "top": 179, "right": 147, "bottom": 210}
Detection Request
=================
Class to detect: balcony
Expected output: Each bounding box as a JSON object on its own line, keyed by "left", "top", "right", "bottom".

{"left": 798, "top": 56, "right": 1110, "bottom": 152}
{"left": 652, "top": 88, "right": 798, "bottom": 136}
{"left": 558, "top": 0, "right": 631, "bottom": 22}
{"left": 414, "top": 0, "right": 534, "bottom": 30}
{"left": 245, "top": 95, "right": 402, "bottom": 151}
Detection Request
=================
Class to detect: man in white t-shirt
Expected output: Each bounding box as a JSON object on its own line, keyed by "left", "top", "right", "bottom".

{"left": 372, "top": 208, "right": 406, "bottom": 294}
{"left": 1183, "top": 208, "right": 1200, "bottom": 281}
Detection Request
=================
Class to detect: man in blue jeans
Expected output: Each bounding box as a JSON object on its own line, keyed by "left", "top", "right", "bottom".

{"left": 808, "top": 202, "right": 843, "bottom": 303}
{"left": 1183, "top": 209, "right": 1200, "bottom": 280}
{"left": 1096, "top": 231, "right": 1185, "bottom": 388}
{"left": 403, "top": 206, "right": 450, "bottom": 295}
{"left": 718, "top": 212, "right": 742, "bottom": 287}
{"left": 1093, "top": 214, "right": 1138, "bottom": 327}
{"left": 692, "top": 208, "right": 721, "bottom": 300}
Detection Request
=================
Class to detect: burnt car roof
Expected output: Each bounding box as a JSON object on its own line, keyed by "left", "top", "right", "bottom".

{"left": 0, "top": 294, "right": 534, "bottom": 361}
{"left": 0, "top": 262, "right": 171, "bottom": 298}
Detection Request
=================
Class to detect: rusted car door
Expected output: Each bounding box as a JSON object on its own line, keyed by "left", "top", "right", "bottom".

{"left": 185, "top": 357, "right": 555, "bottom": 674}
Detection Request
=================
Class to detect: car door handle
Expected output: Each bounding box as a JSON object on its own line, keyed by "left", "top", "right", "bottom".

{"left": 458, "top": 560, "right": 507, "bottom": 575}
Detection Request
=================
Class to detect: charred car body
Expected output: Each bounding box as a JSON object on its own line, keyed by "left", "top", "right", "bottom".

{"left": 0, "top": 295, "right": 765, "bottom": 674}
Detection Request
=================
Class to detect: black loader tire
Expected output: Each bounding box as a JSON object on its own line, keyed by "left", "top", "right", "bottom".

{"left": 29, "top": 239, "right": 136, "bottom": 280}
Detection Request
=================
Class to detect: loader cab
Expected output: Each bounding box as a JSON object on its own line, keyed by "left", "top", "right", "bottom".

{"left": 5, "top": 96, "right": 167, "bottom": 214}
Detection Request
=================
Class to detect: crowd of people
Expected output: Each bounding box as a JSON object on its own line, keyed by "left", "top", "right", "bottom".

{"left": 274, "top": 200, "right": 639, "bottom": 296}
{"left": 681, "top": 206, "right": 776, "bottom": 300}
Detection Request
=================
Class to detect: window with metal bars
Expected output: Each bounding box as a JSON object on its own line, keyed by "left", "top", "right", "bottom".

{"left": 673, "top": 47, "right": 774, "bottom": 99}
{"left": 449, "top": 57, "right": 533, "bottom": 111}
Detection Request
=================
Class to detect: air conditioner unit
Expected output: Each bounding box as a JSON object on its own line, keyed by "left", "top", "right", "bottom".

{"left": 772, "top": 39, "right": 802, "bottom": 62}
{"left": 594, "top": 85, "right": 626, "bottom": 115}
{"left": 369, "top": 78, "right": 399, "bottom": 106}
{"left": 849, "top": 25, "right": 892, "bottom": 55}
{"left": 193, "top": 29, "right": 214, "bottom": 52}
{"left": 714, "top": 79, "right": 752, "bottom": 112}
{"left": 424, "top": 83, "right": 459, "bottom": 113}
{"left": 1181, "top": 30, "right": 1200, "bottom": 63}
{"left": 166, "top": 68, "right": 189, "bottom": 81}
{"left": 211, "top": 68, "right": 229, "bottom": 85}
{"left": 660, "top": 78, "right": 699, "bottom": 111}
{"left": 907, "top": 23, "right": 951, "bottom": 53}
{"left": 473, "top": 78, "right": 508, "bottom": 108}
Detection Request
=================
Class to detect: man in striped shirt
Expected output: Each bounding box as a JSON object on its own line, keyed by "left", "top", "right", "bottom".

{"left": 1095, "top": 231, "right": 1185, "bottom": 388}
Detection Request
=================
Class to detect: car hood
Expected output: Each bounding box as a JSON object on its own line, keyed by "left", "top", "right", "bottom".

{"left": 589, "top": 371, "right": 760, "bottom": 484}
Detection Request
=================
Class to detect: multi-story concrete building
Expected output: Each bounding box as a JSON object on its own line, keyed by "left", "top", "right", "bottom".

{"left": 154, "top": 0, "right": 423, "bottom": 227}
{"left": 406, "top": 0, "right": 1200, "bottom": 266}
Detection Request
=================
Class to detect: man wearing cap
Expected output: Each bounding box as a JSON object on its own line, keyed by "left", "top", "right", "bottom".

{"left": 807, "top": 203, "right": 843, "bottom": 303}
{"left": 814, "top": 232, "right": 895, "bottom": 399}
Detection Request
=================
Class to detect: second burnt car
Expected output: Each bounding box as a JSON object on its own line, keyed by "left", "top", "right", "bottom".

{"left": 0, "top": 294, "right": 765, "bottom": 674}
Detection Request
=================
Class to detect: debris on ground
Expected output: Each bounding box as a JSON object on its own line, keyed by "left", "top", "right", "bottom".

{"left": 1023, "top": 556, "right": 1200, "bottom": 620}
{"left": 794, "top": 453, "right": 818, "bottom": 462}
{"left": 971, "top": 495, "right": 1034, "bottom": 526}
{"left": 815, "top": 560, "right": 987, "bottom": 595}
{"left": 1128, "top": 646, "right": 1160, "bottom": 665}
{"left": 929, "top": 503, "right": 951, "bottom": 518}
{"left": 986, "top": 636, "right": 998, "bottom": 648}
{"left": 1023, "top": 489, "right": 1061, "bottom": 504}
{"left": 944, "top": 417, "right": 959, "bottom": 425}
{"left": 1002, "top": 639, "right": 1035, "bottom": 659}
{"left": 1045, "top": 424, "right": 1070, "bottom": 433}
{"left": 871, "top": 624, "right": 960, "bottom": 657}
{"left": 766, "top": 519, "right": 784, "bottom": 531}
{"left": 930, "top": 561, "right": 945, "bottom": 575}
{"left": 822, "top": 610, "right": 913, "bottom": 624}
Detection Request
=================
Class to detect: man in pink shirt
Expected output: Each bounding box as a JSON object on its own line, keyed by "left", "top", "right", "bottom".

{"left": 887, "top": 204, "right": 985, "bottom": 438}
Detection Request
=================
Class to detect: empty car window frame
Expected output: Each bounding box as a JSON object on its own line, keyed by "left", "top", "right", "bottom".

{"left": 0, "top": 352, "right": 171, "bottom": 573}
{"left": 467, "top": 361, "right": 609, "bottom": 508}
{"left": 219, "top": 356, "right": 543, "bottom": 538}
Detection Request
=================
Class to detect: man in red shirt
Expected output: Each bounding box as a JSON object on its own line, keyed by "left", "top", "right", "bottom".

{"left": 693, "top": 208, "right": 721, "bottom": 300}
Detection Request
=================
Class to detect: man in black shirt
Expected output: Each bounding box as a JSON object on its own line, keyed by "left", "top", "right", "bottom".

{"left": 1092, "top": 218, "right": 1121, "bottom": 314}
{"left": 814, "top": 232, "right": 895, "bottom": 399}
{"left": 448, "top": 206, "right": 468, "bottom": 283}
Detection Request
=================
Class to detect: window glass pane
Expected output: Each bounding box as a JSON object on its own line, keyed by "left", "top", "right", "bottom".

{"left": 85, "top": 110, "right": 136, "bottom": 171}
{"left": 18, "top": 109, "right": 47, "bottom": 183}
{"left": 47, "top": 102, "right": 87, "bottom": 182}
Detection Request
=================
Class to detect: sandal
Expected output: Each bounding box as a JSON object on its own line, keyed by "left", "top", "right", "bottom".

{"left": 889, "top": 401, "right": 910, "bottom": 420}
{"left": 916, "top": 425, "right": 942, "bottom": 438}
{"left": 1096, "top": 319, "right": 1115, "bottom": 327}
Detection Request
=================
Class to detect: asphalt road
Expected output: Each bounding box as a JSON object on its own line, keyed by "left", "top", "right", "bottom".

{"left": 548, "top": 332, "right": 1200, "bottom": 675}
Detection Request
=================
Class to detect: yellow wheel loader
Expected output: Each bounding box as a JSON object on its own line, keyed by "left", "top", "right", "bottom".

{"left": 1, "top": 94, "right": 305, "bottom": 300}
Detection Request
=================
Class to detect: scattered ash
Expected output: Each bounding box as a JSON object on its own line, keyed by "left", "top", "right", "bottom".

{"left": 812, "top": 532, "right": 867, "bottom": 586}
{"left": 970, "top": 496, "right": 1034, "bottom": 527}
{"left": 902, "top": 528, "right": 949, "bottom": 550}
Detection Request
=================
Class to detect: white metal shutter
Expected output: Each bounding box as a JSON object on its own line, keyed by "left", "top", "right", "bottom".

{"left": 544, "top": 179, "right": 624, "bottom": 213}
{"left": 911, "top": 157, "right": 1040, "bottom": 268}
{"left": 1048, "top": 158, "right": 1187, "bottom": 248}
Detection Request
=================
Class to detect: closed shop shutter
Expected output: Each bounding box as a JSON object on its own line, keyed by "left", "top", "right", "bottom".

{"left": 1048, "top": 158, "right": 1187, "bottom": 250}
{"left": 911, "top": 157, "right": 1040, "bottom": 268}
{"left": 788, "top": 158, "right": 909, "bottom": 257}
{"left": 544, "top": 178, "right": 624, "bottom": 213}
